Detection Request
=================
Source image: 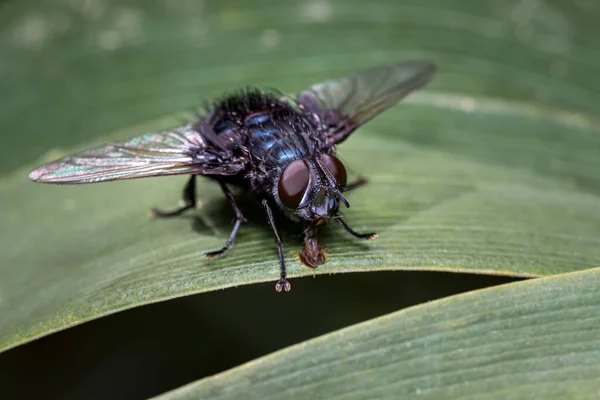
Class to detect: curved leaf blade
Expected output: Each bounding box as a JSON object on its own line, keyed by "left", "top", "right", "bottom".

{"left": 2, "top": 0, "right": 600, "bottom": 354}
{"left": 2, "top": 97, "right": 600, "bottom": 353}
{"left": 156, "top": 267, "right": 600, "bottom": 400}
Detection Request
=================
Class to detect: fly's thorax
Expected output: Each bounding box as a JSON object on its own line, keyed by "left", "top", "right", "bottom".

{"left": 273, "top": 153, "right": 348, "bottom": 223}
{"left": 244, "top": 110, "right": 316, "bottom": 168}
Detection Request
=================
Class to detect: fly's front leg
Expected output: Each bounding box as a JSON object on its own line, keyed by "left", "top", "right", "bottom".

{"left": 262, "top": 199, "right": 291, "bottom": 292}
{"left": 345, "top": 176, "right": 368, "bottom": 191}
{"left": 336, "top": 217, "right": 378, "bottom": 240}
{"left": 150, "top": 175, "right": 196, "bottom": 217}
{"left": 337, "top": 176, "right": 376, "bottom": 238}
{"left": 204, "top": 181, "right": 246, "bottom": 258}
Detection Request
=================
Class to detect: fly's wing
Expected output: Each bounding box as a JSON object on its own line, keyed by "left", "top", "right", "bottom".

{"left": 28, "top": 124, "right": 246, "bottom": 184}
{"left": 296, "top": 60, "right": 436, "bottom": 145}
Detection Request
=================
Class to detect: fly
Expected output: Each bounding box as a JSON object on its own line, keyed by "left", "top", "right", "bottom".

{"left": 28, "top": 60, "right": 437, "bottom": 291}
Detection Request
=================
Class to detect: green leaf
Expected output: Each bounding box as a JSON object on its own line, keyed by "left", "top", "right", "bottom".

{"left": 155, "top": 267, "right": 600, "bottom": 400}
{"left": 2, "top": 97, "right": 600, "bottom": 352}
{"left": 2, "top": 0, "right": 600, "bottom": 355}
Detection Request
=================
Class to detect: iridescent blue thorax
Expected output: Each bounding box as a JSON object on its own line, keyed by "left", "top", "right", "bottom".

{"left": 206, "top": 89, "right": 329, "bottom": 202}
{"left": 208, "top": 89, "right": 321, "bottom": 170}
{"left": 244, "top": 111, "right": 312, "bottom": 169}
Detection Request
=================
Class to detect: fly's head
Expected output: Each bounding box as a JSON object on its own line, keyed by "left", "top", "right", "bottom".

{"left": 275, "top": 153, "right": 348, "bottom": 226}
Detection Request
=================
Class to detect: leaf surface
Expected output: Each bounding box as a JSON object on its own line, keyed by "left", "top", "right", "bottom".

{"left": 156, "top": 268, "right": 600, "bottom": 400}
{"left": 1, "top": 0, "right": 599, "bottom": 354}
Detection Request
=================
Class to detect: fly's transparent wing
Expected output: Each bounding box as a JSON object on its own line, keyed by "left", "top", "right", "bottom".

{"left": 28, "top": 124, "right": 245, "bottom": 184}
{"left": 297, "top": 60, "right": 436, "bottom": 144}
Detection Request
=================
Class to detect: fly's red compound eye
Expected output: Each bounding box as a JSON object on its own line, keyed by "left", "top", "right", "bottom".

{"left": 320, "top": 154, "right": 347, "bottom": 189}
{"left": 278, "top": 159, "right": 310, "bottom": 208}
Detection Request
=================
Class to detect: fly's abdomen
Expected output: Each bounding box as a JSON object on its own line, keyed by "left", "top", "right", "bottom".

{"left": 245, "top": 112, "right": 308, "bottom": 167}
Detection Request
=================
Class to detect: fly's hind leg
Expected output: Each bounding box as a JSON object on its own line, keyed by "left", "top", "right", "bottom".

{"left": 150, "top": 175, "right": 197, "bottom": 217}
{"left": 203, "top": 181, "right": 246, "bottom": 258}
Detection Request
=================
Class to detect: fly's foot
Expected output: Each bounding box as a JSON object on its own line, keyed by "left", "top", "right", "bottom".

{"left": 203, "top": 249, "right": 222, "bottom": 259}
{"left": 275, "top": 278, "right": 291, "bottom": 292}
{"left": 363, "top": 232, "right": 379, "bottom": 240}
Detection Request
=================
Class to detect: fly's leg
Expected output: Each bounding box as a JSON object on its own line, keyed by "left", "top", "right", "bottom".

{"left": 262, "top": 199, "right": 291, "bottom": 292}
{"left": 345, "top": 176, "right": 368, "bottom": 191}
{"left": 204, "top": 182, "right": 246, "bottom": 258}
{"left": 336, "top": 217, "right": 378, "bottom": 240}
{"left": 150, "top": 175, "right": 196, "bottom": 217}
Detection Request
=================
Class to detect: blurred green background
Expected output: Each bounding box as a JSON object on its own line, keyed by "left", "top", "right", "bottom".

{"left": 3, "top": 0, "right": 598, "bottom": 173}
{"left": 1, "top": 0, "right": 599, "bottom": 399}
